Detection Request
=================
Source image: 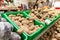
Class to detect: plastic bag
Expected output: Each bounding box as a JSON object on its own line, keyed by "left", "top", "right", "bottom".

{"left": 0, "top": 22, "right": 13, "bottom": 40}
{"left": 0, "top": 17, "right": 7, "bottom": 22}
{"left": 9, "top": 32, "right": 21, "bottom": 40}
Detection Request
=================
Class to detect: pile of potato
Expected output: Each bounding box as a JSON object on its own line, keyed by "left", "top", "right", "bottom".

{"left": 38, "top": 19, "right": 60, "bottom": 40}
{"left": 30, "top": 8, "right": 58, "bottom": 22}
{"left": 9, "top": 14, "right": 42, "bottom": 34}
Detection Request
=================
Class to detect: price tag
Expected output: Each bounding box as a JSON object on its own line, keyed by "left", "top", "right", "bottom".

{"left": 45, "top": 19, "right": 51, "bottom": 25}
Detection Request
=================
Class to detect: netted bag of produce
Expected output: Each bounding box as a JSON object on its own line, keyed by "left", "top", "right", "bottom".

{"left": 9, "top": 32, "right": 21, "bottom": 40}
{"left": 0, "top": 22, "right": 13, "bottom": 40}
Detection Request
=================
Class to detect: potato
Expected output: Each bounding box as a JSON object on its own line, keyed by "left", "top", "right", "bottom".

{"left": 36, "top": 13, "right": 39, "bottom": 16}
{"left": 29, "top": 20, "right": 33, "bottom": 23}
{"left": 22, "top": 24, "right": 28, "bottom": 28}
{"left": 58, "top": 21, "right": 60, "bottom": 25}
{"left": 35, "top": 8, "right": 37, "bottom": 11}
{"left": 17, "top": 29, "right": 23, "bottom": 34}
{"left": 19, "top": 23, "right": 22, "bottom": 26}
{"left": 30, "top": 13, "right": 35, "bottom": 17}
{"left": 14, "top": 21, "right": 19, "bottom": 25}
{"left": 51, "top": 38, "right": 57, "bottom": 40}
{"left": 9, "top": 16, "right": 12, "bottom": 19}
{"left": 21, "top": 18, "right": 25, "bottom": 21}
{"left": 34, "top": 11, "right": 38, "bottom": 14}
{"left": 27, "top": 18, "right": 33, "bottom": 20}
{"left": 15, "top": 17, "right": 19, "bottom": 20}
{"left": 55, "top": 33, "right": 60, "bottom": 38}
{"left": 28, "top": 23, "right": 33, "bottom": 26}
{"left": 34, "top": 16, "right": 39, "bottom": 20}
{"left": 32, "top": 27, "right": 38, "bottom": 32}
{"left": 18, "top": 18, "right": 22, "bottom": 22}
{"left": 22, "top": 20, "right": 27, "bottom": 24}
{"left": 11, "top": 17, "right": 16, "bottom": 20}
{"left": 57, "top": 28, "right": 60, "bottom": 31}
{"left": 31, "top": 9, "right": 34, "bottom": 12}
{"left": 17, "top": 14, "right": 23, "bottom": 17}
{"left": 28, "top": 25, "right": 35, "bottom": 31}
{"left": 57, "top": 25, "right": 60, "bottom": 28}
{"left": 9, "top": 14, "right": 14, "bottom": 17}
{"left": 24, "top": 27, "right": 30, "bottom": 33}
{"left": 28, "top": 31, "right": 33, "bottom": 34}
{"left": 26, "top": 20, "right": 29, "bottom": 24}
{"left": 38, "top": 8, "right": 40, "bottom": 11}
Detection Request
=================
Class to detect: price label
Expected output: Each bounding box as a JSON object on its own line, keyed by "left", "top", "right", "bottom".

{"left": 45, "top": 19, "right": 51, "bottom": 25}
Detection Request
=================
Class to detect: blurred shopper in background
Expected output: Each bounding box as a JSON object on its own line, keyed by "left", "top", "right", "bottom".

{"left": 18, "top": 4, "right": 23, "bottom": 11}
{"left": 34, "top": 0, "right": 40, "bottom": 8}
{"left": 5, "top": 0, "right": 11, "bottom": 5}
{"left": 23, "top": 4, "right": 27, "bottom": 10}
{"left": 46, "top": 0, "right": 52, "bottom": 7}
{"left": 41, "top": 1, "right": 49, "bottom": 10}
{"left": 28, "top": 2, "right": 33, "bottom": 9}
{"left": 0, "top": 0, "right": 3, "bottom": 6}
{"left": 33, "top": 0, "right": 40, "bottom": 9}
{"left": 41, "top": 1, "right": 46, "bottom": 7}
{"left": 14, "top": 0, "right": 28, "bottom": 10}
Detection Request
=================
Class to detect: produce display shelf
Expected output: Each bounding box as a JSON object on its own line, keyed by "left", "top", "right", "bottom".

{"left": 1, "top": 11, "right": 60, "bottom": 40}
{"left": 1, "top": 11, "right": 45, "bottom": 40}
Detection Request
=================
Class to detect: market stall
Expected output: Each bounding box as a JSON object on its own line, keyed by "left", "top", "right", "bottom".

{"left": 0, "top": 0, "right": 60, "bottom": 40}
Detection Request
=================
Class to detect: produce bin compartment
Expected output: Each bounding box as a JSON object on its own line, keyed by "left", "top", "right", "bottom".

{"left": 2, "top": 11, "right": 45, "bottom": 40}
{"left": 25, "top": 9, "right": 60, "bottom": 25}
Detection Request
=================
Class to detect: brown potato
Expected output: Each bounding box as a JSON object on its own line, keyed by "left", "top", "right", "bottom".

{"left": 9, "top": 16, "right": 12, "bottom": 19}
{"left": 11, "top": 17, "right": 16, "bottom": 20}
{"left": 34, "top": 11, "right": 38, "bottom": 14}
{"left": 31, "top": 9, "right": 35, "bottom": 12}
{"left": 58, "top": 21, "right": 60, "bottom": 25}
{"left": 35, "top": 8, "right": 37, "bottom": 11}
{"left": 24, "top": 28, "right": 30, "bottom": 33}
{"left": 19, "top": 23, "right": 22, "bottom": 26}
{"left": 28, "top": 25, "right": 35, "bottom": 31}
{"left": 17, "top": 29, "right": 23, "bottom": 34}
{"left": 18, "top": 18, "right": 22, "bottom": 22}
{"left": 28, "top": 31, "right": 33, "bottom": 34}
{"left": 21, "top": 19, "right": 27, "bottom": 24}
{"left": 30, "top": 13, "right": 35, "bottom": 17}
{"left": 29, "top": 20, "right": 33, "bottom": 23}
{"left": 36, "top": 13, "right": 39, "bottom": 16}
{"left": 55, "top": 33, "right": 60, "bottom": 39}
{"left": 33, "top": 27, "right": 38, "bottom": 31}
{"left": 26, "top": 20, "right": 29, "bottom": 24}
{"left": 28, "top": 23, "right": 33, "bottom": 26}
{"left": 38, "top": 8, "right": 40, "bottom": 11}
{"left": 51, "top": 38, "right": 57, "bottom": 40}
{"left": 15, "top": 17, "right": 19, "bottom": 20}
{"left": 14, "top": 21, "right": 20, "bottom": 25}
{"left": 9, "top": 14, "right": 14, "bottom": 17}
{"left": 56, "top": 25, "right": 60, "bottom": 28}
{"left": 17, "top": 14, "right": 23, "bottom": 17}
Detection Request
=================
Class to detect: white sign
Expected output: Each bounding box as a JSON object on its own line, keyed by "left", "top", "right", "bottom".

{"left": 54, "top": 1, "right": 60, "bottom": 7}
{"left": 13, "top": 0, "right": 28, "bottom": 6}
